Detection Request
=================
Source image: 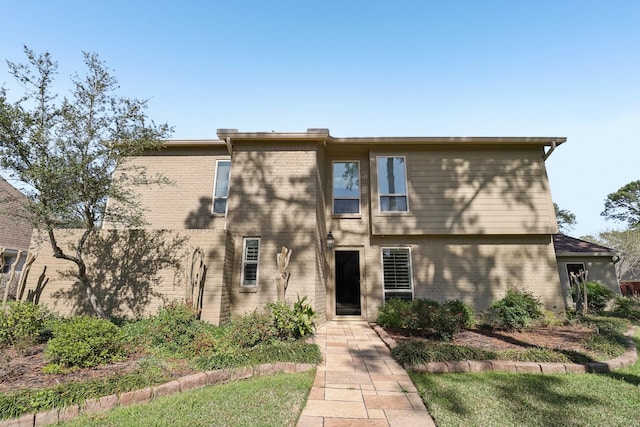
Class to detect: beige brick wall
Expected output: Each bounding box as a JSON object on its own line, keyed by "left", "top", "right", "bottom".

{"left": 23, "top": 229, "right": 229, "bottom": 323}
{"left": 225, "top": 143, "right": 323, "bottom": 319}
{"left": 105, "top": 147, "right": 230, "bottom": 230}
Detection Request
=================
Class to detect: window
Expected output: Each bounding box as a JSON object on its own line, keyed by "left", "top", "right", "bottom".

{"left": 377, "top": 156, "right": 408, "bottom": 211}
{"left": 382, "top": 248, "right": 413, "bottom": 301}
{"left": 1, "top": 256, "right": 15, "bottom": 273}
{"left": 241, "top": 238, "right": 260, "bottom": 286}
{"left": 333, "top": 161, "right": 360, "bottom": 214}
{"left": 212, "top": 160, "right": 231, "bottom": 214}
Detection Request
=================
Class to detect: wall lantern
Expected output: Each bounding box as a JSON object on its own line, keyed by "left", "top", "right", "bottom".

{"left": 326, "top": 231, "right": 335, "bottom": 250}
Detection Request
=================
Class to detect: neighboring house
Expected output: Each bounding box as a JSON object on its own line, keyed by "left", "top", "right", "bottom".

{"left": 553, "top": 234, "right": 621, "bottom": 306}
{"left": 0, "top": 177, "right": 33, "bottom": 299}
{"left": 23, "top": 129, "right": 569, "bottom": 323}
{"left": 619, "top": 273, "right": 640, "bottom": 297}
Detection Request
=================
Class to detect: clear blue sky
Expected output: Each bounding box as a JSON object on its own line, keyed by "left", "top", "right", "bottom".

{"left": 2, "top": 1, "right": 638, "bottom": 238}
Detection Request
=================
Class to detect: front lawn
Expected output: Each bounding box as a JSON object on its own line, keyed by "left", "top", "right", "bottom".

{"left": 409, "top": 328, "right": 640, "bottom": 427}
{"left": 61, "top": 370, "right": 315, "bottom": 427}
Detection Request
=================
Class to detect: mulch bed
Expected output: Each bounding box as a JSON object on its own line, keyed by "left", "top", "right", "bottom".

{"left": 0, "top": 344, "right": 194, "bottom": 394}
{"left": 384, "top": 324, "right": 595, "bottom": 353}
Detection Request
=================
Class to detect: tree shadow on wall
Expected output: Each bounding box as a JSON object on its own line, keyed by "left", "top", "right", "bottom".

{"left": 53, "top": 230, "right": 189, "bottom": 317}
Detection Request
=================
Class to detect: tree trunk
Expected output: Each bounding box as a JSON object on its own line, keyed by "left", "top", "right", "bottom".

{"left": 82, "top": 274, "right": 106, "bottom": 318}
{"left": 47, "top": 228, "right": 106, "bottom": 317}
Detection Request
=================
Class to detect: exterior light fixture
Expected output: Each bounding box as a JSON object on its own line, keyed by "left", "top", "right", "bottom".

{"left": 326, "top": 231, "right": 335, "bottom": 250}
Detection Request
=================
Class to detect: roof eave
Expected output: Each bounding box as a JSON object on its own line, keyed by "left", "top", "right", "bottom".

{"left": 556, "top": 251, "right": 619, "bottom": 257}
{"left": 163, "top": 139, "right": 227, "bottom": 147}
{"left": 331, "top": 136, "right": 567, "bottom": 146}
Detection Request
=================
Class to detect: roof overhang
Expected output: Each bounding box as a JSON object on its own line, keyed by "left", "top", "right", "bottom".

{"left": 215, "top": 128, "right": 566, "bottom": 147}
{"left": 555, "top": 251, "right": 619, "bottom": 258}
{"left": 162, "top": 139, "right": 227, "bottom": 147}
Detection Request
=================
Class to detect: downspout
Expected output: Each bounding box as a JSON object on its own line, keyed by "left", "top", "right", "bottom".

{"left": 224, "top": 137, "right": 233, "bottom": 231}
{"left": 543, "top": 140, "right": 557, "bottom": 161}
{"left": 225, "top": 137, "right": 233, "bottom": 155}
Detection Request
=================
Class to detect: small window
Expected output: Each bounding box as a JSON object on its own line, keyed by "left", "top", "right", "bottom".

{"left": 1, "top": 256, "right": 15, "bottom": 274}
{"left": 377, "top": 156, "right": 408, "bottom": 212}
{"left": 212, "top": 160, "right": 231, "bottom": 214}
{"left": 333, "top": 161, "right": 360, "bottom": 214}
{"left": 242, "top": 238, "right": 260, "bottom": 286}
{"left": 382, "top": 248, "right": 413, "bottom": 301}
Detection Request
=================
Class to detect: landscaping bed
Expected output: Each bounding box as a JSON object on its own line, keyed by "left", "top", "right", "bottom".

{"left": 0, "top": 345, "right": 193, "bottom": 394}
{"left": 385, "top": 324, "right": 595, "bottom": 353}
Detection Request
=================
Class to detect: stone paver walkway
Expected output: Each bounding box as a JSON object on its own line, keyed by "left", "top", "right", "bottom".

{"left": 297, "top": 321, "right": 435, "bottom": 427}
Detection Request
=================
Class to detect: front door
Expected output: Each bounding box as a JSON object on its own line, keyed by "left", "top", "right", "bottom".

{"left": 335, "top": 250, "right": 361, "bottom": 315}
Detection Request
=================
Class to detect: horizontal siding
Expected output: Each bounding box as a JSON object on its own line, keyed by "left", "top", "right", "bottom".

{"left": 363, "top": 235, "right": 565, "bottom": 321}
{"left": 370, "top": 147, "right": 557, "bottom": 235}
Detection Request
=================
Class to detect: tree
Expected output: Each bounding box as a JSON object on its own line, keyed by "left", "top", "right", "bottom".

{"left": 554, "top": 202, "right": 576, "bottom": 233}
{"left": 601, "top": 180, "right": 640, "bottom": 228}
{"left": 0, "top": 47, "right": 172, "bottom": 317}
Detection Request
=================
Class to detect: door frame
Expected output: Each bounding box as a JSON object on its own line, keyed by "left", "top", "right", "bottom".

{"left": 328, "top": 247, "right": 365, "bottom": 320}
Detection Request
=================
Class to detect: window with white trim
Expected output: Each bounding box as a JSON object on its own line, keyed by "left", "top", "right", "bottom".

{"left": 382, "top": 248, "right": 413, "bottom": 301}
{"left": 333, "top": 161, "right": 360, "bottom": 214}
{"left": 241, "top": 238, "right": 260, "bottom": 286}
{"left": 212, "top": 160, "right": 231, "bottom": 214}
{"left": 377, "top": 156, "right": 408, "bottom": 212}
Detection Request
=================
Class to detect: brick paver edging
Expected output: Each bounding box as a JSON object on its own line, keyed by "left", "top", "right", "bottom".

{"left": 371, "top": 323, "right": 638, "bottom": 374}
{"left": 0, "top": 362, "right": 315, "bottom": 427}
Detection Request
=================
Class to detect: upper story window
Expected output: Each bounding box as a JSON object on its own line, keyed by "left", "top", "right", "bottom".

{"left": 333, "top": 161, "right": 360, "bottom": 215}
{"left": 377, "top": 156, "right": 408, "bottom": 212}
{"left": 382, "top": 247, "right": 413, "bottom": 301}
{"left": 241, "top": 238, "right": 260, "bottom": 286}
{"left": 212, "top": 160, "right": 231, "bottom": 214}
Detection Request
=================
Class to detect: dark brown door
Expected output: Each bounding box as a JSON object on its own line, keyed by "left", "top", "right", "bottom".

{"left": 335, "top": 250, "right": 361, "bottom": 315}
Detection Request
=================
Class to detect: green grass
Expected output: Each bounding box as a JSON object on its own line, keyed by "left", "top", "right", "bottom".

{"left": 408, "top": 327, "right": 640, "bottom": 427}
{"left": 61, "top": 370, "right": 315, "bottom": 427}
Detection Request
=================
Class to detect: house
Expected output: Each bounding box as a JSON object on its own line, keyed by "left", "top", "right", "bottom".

{"left": 0, "top": 177, "right": 33, "bottom": 299}
{"left": 22, "top": 129, "right": 569, "bottom": 323}
{"left": 553, "top": 233, "right": 621, "bottom": 305}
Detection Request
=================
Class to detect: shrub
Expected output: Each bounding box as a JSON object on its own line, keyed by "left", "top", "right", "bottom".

{"left": 437, "top": 299, "right": 475, "bottom": 339}
{"left": 268, "top": 295, "right": 317, "bottom": 340}
{"left": 611, "top": 296, "right": 640, "bottom": 320}
{"left": 0, "top": 301, "right": 53, "bottom": 352}
{"left": 538, "top": 310, "right": 564, "bottom": 327}
{"left": 376, "top": 298, "right": 411, "bottom": 329}
{"left": 487, "top": 289, "right": 543, "bottom": 330}
{"left": 44, "top": 316, "right": 126, "bottom": 369}
{"left": 377, "top": 298, "right": 474, "bottom": 340}
{"left": 407, "top": 299, "right": 441, "bottom": 333}
{"left": 572, "top": 281, "right": 614, "bottom": 313}
{"left": 147, "top": 301, "right": 201, "bottom": 355}
{"left": 228, "top": 310, "right": 276, "bottom": 348}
